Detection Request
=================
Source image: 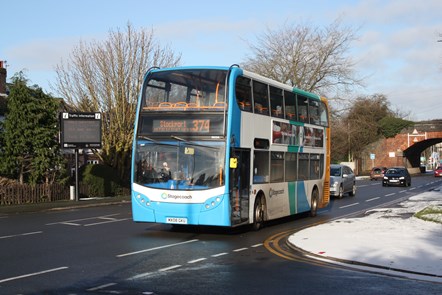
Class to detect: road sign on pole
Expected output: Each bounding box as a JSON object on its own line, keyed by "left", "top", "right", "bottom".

{"left": 60, "top": 112, "right": 102, "bottom": 201}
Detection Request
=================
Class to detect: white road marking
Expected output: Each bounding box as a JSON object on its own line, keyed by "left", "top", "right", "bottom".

{"left": 0, "top": 267, "right": 68, "bottom": 284}
{"left": 365, "top": 197, "right": 380, "bottom": 202}
{"left": 127, "top": 272, "right": 153, "bottom": 280}
{"left": 0, "top": 231, "right": 43, "bottom": 240}
{"left": 211, "top": 252, "right": 228, "bottom": 257}
{"left": 46, "top": 214, "right": 122, "bottom": 226}
{"left": 339, "top": 203, "right": 359, "bottom": 209}
{"left": 116, "top": 239, "right": 199, "bottom": 258}
{"left": 159, "top": 265, "right": 181, "bottom": 272}
{"left": 87, "top": 283, "right": 117, "bottom": 291}
{"left": 188, "top": 258, "right": 207, "bottom": 264}
{"left": 83, "top": 218, "right": 132, "bottom": 227}
{"left": 128, "top": 243, "right": 263, "bottom": 281}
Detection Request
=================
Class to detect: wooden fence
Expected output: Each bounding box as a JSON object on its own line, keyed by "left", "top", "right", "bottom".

{"left": 0, "top": 183, "right": 69, "bottom": 205}
{"left": 0, "top": 183, "right": 128, "bottom": 205}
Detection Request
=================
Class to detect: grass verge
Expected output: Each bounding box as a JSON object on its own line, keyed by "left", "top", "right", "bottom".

{"left": 414, "top": 206, "right": 442, "bottom": 224}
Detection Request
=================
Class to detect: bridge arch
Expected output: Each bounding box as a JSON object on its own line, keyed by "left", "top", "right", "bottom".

{"left": 361, "top": 120, "right": 442, "bottom": 173}
{"left": 403, "top": 138, "right": 442, "bottom": 167}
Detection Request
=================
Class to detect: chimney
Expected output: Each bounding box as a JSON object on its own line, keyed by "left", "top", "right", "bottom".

{"left": 0, "top": 61, "right": 6, "bottom": 95}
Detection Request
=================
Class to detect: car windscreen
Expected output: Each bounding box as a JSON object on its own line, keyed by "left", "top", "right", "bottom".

{"left": 386, "top": 169, "right": 404, "bottom": 175}
{"left": 330, "top": 167, "right": 341, "bottom": 177}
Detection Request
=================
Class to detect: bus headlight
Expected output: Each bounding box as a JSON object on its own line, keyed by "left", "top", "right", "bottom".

{"left": 136, "top": 194, "right": 150, "bottom": 206}
{"left": 202, "top": 195, "right": 223, "bottom": 211}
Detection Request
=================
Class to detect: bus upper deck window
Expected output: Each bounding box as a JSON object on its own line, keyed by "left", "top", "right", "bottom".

{"left": 309, "top": 100, "right": 320, "bottom": 125}
{"left": 297, "top": 95, "right": 309, "bottom": 123}
{"left": 235, "top": 76, "right": 252, "bottom": 112}
{"left": 253, "top": 81, "right": 269, "bottom": 115}
{"left": 270, "top": 86, "right": 284, "bottom": 118}
{"left": 284, "top": 91, "right": 296, "bottom": 120}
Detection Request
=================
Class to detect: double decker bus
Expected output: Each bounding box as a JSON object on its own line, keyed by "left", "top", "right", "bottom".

{"left": 131, "top": 65, "right": 330, "bottom": 230}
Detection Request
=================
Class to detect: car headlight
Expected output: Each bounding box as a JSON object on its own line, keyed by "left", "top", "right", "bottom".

{"left": 399, "top": 176, "right": 405, "bottom": 180}
{"left": 332, "top": 181, "right": 339, "bottom": 188}
{"left": 383, "top": 176, "right": 388, "bottom": 180}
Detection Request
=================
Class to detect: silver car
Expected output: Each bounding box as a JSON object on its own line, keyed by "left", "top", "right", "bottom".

{"left": 330, "top": 164, "right": 356, "bottom": 198}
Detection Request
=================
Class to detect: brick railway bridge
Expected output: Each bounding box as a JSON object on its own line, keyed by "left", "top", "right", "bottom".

{"left": 361, "top": 120, "right": 442, "bottom": 174}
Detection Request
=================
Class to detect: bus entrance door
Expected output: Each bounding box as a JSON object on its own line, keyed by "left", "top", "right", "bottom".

{"left": 230, "top": 148, "right": 250, "bottom": 225}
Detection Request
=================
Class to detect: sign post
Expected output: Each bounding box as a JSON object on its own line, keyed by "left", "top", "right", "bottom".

{"left": 60, "top": 112, "right": 102, "bottom": 201}
{"left": 370, "top": 153, "right": 375, "bottom": 168}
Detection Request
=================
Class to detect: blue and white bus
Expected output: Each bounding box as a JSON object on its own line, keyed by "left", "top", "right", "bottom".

{"left": 131, "top": 65, "right": 330, "bottom": 230}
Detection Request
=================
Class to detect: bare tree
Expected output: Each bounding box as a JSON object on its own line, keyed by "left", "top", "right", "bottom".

{"left": 341, "top": 94, "right": 391, "bottom": 162}
{"left": 55, "top": 23, "right": 181, "bottom": 181}
{"left": 243, "top": 18, "right": 363, "bottom": 96}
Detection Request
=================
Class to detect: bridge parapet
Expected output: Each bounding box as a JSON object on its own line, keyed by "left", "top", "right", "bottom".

{"left": 404, "top": 120, "right": 442, "bottom": 133}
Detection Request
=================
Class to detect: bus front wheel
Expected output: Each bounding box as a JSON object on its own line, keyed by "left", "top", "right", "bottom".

{"left": 310, "top": 188, "right": 319, "bottom": 217}
{"left": 252, "top": 194, "right": 265, "bottom": 231}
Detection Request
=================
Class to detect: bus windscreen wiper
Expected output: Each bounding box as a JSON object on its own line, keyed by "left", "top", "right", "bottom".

{"left": 170, "top": 135, "right": 220, "bottom": 150}
{"left": 137, "top": 135, "right": 158, "bottom": 143}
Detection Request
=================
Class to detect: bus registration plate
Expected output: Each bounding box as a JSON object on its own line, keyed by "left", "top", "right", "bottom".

{"left": 166, "top": 217, "right": 188, "bottom": 224}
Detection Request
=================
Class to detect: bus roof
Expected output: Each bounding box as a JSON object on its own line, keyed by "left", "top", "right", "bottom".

{"left": 146, "top": 65, "right": 321, "bottom": 100}
{"left": 242, "top": 69, "right": 320, "bottom": 100}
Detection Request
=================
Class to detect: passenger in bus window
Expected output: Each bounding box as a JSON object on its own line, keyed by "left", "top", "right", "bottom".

{"left": 272, "top": 105, "right": 283, "bottom": 117}
{"left": 299, "top": 108, "right": 307, "bottom": 122}
{"left": 160, "top": 162, "right": 171, "bottom": 180}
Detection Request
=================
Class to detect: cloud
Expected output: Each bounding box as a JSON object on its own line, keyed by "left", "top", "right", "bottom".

{"left": 339, "top": 1, "right": 442, "bottom": 120}
{"left": 346, "top": 0, "right": 442, "bottom": 25}
{"left": 4, "top": 38, "right": 78, "bottom": 72}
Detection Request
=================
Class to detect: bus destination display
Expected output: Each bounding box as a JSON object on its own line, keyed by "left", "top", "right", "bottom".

{"left": 152, "top": 119, "right": 210, "bottom": 133}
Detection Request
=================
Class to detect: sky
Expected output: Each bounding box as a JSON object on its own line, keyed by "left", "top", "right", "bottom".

{"left": 1, "top": 0, "right": 442, "bottom": 121}
{"left": 289, "top": 184, "right": 442, "bottom": 282}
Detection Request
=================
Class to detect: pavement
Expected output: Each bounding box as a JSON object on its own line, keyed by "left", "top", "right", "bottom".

{"left": 0, "top": 196, "right": 131, "bottom": 215}
{"left": 288, "top": 184, "right": 442, "bottom": 283}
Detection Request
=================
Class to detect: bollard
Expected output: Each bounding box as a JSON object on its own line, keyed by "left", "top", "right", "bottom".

{"left": 70, "top": 186, "right": 75, "bottom": 201}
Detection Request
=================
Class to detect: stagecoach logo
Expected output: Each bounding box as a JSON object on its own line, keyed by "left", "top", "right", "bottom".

{"left": 269, "top": 188, "right": 284, "bottom": 198}
{"left": 161, "top": 192, "right": 192, "bottom": 200}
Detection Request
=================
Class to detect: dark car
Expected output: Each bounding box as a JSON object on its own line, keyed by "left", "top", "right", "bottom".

{"left": 382, "top": 167, "right": 411, "bottom": 187}
{"left": 370, "top": 166, "right": 387, "bottom": 181}
{"left": 435, "top": 166, "right": 442, "bottom": 177}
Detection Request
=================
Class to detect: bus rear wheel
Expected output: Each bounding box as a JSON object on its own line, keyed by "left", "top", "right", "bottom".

{"left": 252, "top": 195, "right": 265, "bottom": 231}
{"left": 310, "top": 188, "right": 319, "bottom": 217}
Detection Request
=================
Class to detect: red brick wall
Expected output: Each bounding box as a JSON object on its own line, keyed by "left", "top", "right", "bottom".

{"left": 361, "top": 130, "right": 442, "bottom": 173}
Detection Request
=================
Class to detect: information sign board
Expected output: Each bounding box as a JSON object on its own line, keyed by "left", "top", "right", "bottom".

{"left": 60, "top": 112, "right": 102, "bottom": 149}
